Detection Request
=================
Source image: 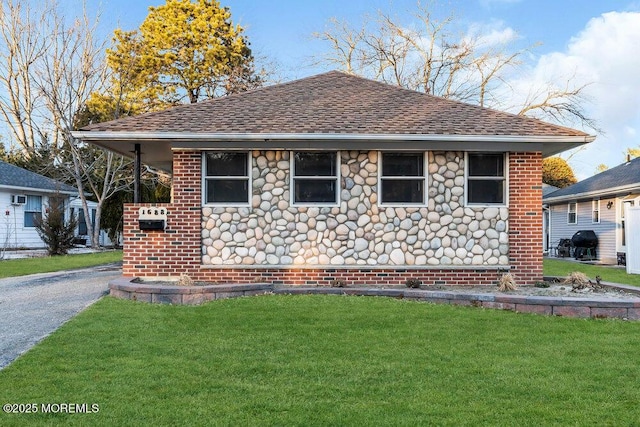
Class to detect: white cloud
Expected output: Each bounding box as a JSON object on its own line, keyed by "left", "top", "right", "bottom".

{"left": 479, "top": 0, "right": 522, "bottom": 9}
{"left": 465, "top": 21, "right": 520, "bottom": 47}
{"left": 502, "top": 11, "right": 640, "bottom": 178}
{"left": 624, "top": 126, "right": 637, "bottom": 138}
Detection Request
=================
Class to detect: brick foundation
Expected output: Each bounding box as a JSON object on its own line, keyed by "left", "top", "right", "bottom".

{"left": 195, "top": 267, "right": 507, "bottom": 286}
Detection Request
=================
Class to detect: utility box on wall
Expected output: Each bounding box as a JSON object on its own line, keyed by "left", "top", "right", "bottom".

{"left": 138, "top": 207, "right": 168, "bottom": 231}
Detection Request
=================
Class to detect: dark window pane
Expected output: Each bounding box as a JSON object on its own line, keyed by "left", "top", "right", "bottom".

{"left": 469, "top": 154, "right": 504, "bottom": 177}
{"left": 294, "top": 152, "right": 336, "bottom": 176}
{"left": 381, "top": 179, "right": 424, "bottom": 203}
{"left": 24, "top": 212, "right": 42, "bottom": 228}
{"left": 294, "top": 179, "right": 336, "bottom": 203}
{"left": 382, "top": 153, "right": 423, "bottom": 176}
{"left": 468, "top": 180, "right": 504, "bottom": 204}
{"left": 206, "top": 152, "right": 247, "bottom": 176}
{"left": 78, "top": 210, "right": 87, "bottom": 235}
{"left": 207, "top": 179, "right": 249, "bottom": 203}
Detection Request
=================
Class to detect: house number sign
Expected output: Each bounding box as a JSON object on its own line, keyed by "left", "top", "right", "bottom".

{"left": 138, "top": 207, "right": 168, "bottom": 221}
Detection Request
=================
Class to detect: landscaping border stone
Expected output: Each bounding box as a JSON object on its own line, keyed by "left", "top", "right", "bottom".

{"left": 108, "top": 277, "right": 640, "bottom": 320}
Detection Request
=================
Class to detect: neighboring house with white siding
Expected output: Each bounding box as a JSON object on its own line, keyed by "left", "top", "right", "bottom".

{"left": 543, "top": 157, "right": 640, "bottom": 264}
{"left": 0, "top": 160, "right": 111, "bottom": 249}
{"left": 542, "top": 183, "right": 560, "bottom": 254}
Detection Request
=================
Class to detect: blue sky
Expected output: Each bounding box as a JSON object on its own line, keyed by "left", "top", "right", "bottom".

{"left": 94, "top": 0, "right": 640, "bottom": 179}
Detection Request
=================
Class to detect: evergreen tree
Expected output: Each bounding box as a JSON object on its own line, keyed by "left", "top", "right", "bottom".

{"left": 35, "top": 195, "right": 78, "bottom": 256}
{"left": 105, "top": 0, "right": 260, "bottom": 106}
{"left": 543, "top": 157, "right": 577, "bottom": 188}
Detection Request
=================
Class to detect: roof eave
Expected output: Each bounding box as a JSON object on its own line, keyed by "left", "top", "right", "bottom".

{"left": 72, "top": 131, "right": 594, "bottom": 173}
{"left": 72, "top": 131, "right": 594, "bottom": 144}
{"left": 0, "top": 184, "right": 77, "bottom": 195}
{"left": 544, "top": 183, "right": 640, "bottom": 204}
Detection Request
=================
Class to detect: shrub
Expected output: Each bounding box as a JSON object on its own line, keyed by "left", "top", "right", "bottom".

{"left": 178, "top": 274, "right": 194, "bottom": 286}
{"left": 35, "top": 195, "right": 78, "bottom": 256}
{"left": 497, "top": 273, "right": 517, "bottom": 292}
{"left": 563, "top": 272, "right": 590, "bottom": 290}
{"left": 405, "top": 278, "right": 422, "bottom": 288}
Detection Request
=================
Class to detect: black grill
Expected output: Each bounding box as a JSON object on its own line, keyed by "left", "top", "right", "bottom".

{"left": 571, "top": 230, "right": 598, "bottom": 260}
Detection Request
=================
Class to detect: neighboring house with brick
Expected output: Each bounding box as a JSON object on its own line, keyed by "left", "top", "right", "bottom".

{"left": 543, "top": 156, "right": 640, "bottom": 265}
{"left": 73, "top": 71, "right": 594, "bottom": 285}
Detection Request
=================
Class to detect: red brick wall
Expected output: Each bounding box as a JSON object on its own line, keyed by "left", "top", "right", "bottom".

{"left": 123, "top": 152, "right": 201, "bottom": 277}
{"left": 195, "top": 267, "right": 506, "bottom": 286}
{"left": 123, "top": 150, "right": 543, "bottom": 286}
{"left": 508, "top": 152, "right": 543, "bottom": 284}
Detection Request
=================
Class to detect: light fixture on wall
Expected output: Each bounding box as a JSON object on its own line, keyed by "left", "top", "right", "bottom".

{"left": 607, "top": 201, "right": 613, "bottom": 209}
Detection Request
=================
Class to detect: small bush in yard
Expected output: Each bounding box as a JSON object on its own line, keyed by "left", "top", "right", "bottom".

{"left": 35, "top": 195, "right": 78, "bottom": 256}
{"left": 405, "top": 278, "right": 422, "bottom": 288}
{"left": 178, "top": 274, "right": 195, "bottom": 286}
{"left": 563, "top": 271, "right": 591, "bottom": 290}
{"left": 330, "top": 280, "right": 346, "bottom": 288}
{"left": 497, "top": 273, "right": 517, "bottom": 292}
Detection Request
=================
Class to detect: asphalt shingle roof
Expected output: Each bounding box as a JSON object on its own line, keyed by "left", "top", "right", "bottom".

{"left": 0, "top": 160, "right": 77, "bottom": 194}
{"left": 542, "top": 183, "right": 560, "bottom": 197}
{"left": 81, "top": 71, "right": 590, "bottom": 138}
{"left": 544, "top": 156, "right": 640, "bottom": 201}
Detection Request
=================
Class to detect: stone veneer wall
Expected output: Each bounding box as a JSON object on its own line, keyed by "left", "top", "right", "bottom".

{"left": 122, "top": 150, "right": 543, "bottom": 286}
{"left": 202, "top": 150, "right": 509, "bottom": 267}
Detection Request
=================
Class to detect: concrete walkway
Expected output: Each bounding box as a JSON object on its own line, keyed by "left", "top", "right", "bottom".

{"left": 0, "top": 263, "right": 122, "bottom": 369}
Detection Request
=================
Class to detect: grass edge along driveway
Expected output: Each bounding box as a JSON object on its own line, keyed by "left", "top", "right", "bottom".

{"left": 0, "top": 251, "right": 122, "bottom": 279}
{"left": 1, "top": 294, "right": 639, "bottom": 426}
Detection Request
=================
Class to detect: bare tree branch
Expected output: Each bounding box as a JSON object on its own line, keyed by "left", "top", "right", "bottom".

{"left": 311, "top": 1, "right": 597, "bottom": 131}
{"left": 0, "top": 0, "right": 131, "bottom": 248}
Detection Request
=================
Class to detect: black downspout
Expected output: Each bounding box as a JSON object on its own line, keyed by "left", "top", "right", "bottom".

{"left": 134, "top": 143, "right": 141, "bottom": 203}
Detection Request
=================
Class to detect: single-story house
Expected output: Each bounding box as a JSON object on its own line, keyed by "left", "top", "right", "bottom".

{"left": 0, "top": 160, "right": 110, "bottom": 249}
{"left": 543, "top": 156, "right": 640, "bottom": 265}
{"left": 73, "top": 71, "right": 594, "bottom": 285}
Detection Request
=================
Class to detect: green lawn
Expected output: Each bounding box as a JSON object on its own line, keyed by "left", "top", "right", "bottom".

{"left": 0, "top": 250, "right": 122, "bottom": 278}
{"left": 543, "top": 257, "right": 640, "bottom": 286}
{"left": 1, "top": 295, "right": 639, "bottom": 426}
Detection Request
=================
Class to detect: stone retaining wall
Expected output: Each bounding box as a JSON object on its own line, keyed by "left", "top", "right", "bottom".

{"left": 109, "top": 278, "right": 640, "bottom": 320}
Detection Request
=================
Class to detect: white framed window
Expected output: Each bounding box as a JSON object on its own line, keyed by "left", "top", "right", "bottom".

{"left": 291, "top": 151, "right": 339, "bottom": 206}
{"left": 568, "top": 202, "right": 577, "bottom": 224}
{"left": 379, "top": 152, "right": 427, "bottom": 205}
{"left": 466, "top": 153, "right": 507, "bottom": 206}
{"left": 24, "top": 195, "right": 42, "bottom": 227}
{"left": 203, "top": 152, "right": 250, "bottom": 205}
{"left": 592, "top": 199, "right": 600, "bottom": 223}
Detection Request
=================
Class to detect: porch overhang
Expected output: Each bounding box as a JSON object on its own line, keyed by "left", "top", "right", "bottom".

{"left": 71, "top": 131, "right": 594, "bottom": 173}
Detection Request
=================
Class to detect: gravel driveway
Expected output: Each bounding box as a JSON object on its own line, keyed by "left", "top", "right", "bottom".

{"left": 0, "top": 264, "right": 122, "bottom": 369}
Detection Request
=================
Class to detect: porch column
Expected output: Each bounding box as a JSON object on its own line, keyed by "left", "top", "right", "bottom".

{"left": 133, "top": 143, "right": 141, "bottom": 203}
